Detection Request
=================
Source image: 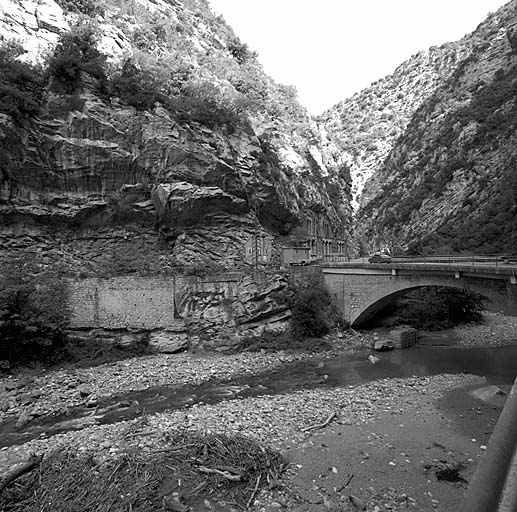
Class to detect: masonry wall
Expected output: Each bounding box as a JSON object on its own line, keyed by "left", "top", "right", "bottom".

{"left": 67, "top": 271, "right": 290, "bottom": 336}
{"left": 68, "top": 277, "right": 177, "bottom": 329}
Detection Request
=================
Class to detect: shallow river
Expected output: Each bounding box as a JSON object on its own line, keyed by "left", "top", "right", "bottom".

{"left": 2, "top": 345, "right": 516, "bottom": 447}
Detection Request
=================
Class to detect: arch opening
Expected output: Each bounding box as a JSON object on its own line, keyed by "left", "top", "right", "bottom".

{"left": 351, "top": 285, "right": 488, "bottom": 329}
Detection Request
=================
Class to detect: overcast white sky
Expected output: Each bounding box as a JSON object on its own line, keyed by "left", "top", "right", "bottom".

{"left": 208, "top": 0, "right": 509, "bottom": 114}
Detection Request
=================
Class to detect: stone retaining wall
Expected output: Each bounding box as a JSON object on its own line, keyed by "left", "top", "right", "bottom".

{"left": 67, "top": 271, "right": 291, "bottom": 347}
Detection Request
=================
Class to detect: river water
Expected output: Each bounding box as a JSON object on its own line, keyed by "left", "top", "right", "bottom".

{"left": 1, "top": 345, "right": 517, "bottom": 447}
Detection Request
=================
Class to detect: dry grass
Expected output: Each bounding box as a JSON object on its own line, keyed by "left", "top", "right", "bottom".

{"left": 0, "top": 431, "right": 287, "bottom": 511}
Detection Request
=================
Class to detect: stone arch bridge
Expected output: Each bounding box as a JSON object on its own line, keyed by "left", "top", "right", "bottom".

{"left": 320, "top": 261, "right": 517, "bottom": 327}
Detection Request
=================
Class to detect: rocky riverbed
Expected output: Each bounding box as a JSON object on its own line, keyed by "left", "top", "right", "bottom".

{"left": 0, "top": 370, "right": 484, "bottom": 512}
{"left": 452, "top": 311, "right": 517, "bottom": 346}
{"left": 0, "top": 330, "right": 378, "bottom": 427}
{"left": 0, "top": 322, "right": 515, "bottom": 511}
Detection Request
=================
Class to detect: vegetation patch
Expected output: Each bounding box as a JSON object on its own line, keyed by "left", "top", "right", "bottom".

{"left": 54, "top": 0, "right": 105, "bottom": 16}
{"left": 0, "top": 41, "right": 44, "bottom": 121}
{"left": 234, "top": 331, "right": 331, "bottom": 353}
{"left": 46, "top": 24, "right": 108, "bottom": 94}
{"left": 0, "top": 432, "right": 287, "bottom": 511}
{"left": 374, "top": 287, "right": 485, "bottom": 330}
{"left": 289, "top": 274, "right": 341, "bottom": 338}
{"left": 0, "top": 256, "right": 69, "bottom": 366}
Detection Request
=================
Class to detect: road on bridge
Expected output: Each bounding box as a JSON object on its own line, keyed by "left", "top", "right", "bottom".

{"left": 338, "top": 255, "right": 517, "bottom": 269}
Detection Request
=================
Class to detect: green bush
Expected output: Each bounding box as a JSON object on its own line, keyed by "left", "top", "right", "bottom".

{"left": 289, "top": 274, "right": 339, "bottom": 337}
{"left": 0, "top": 256, "right": 69, "bottom": 364}
{"left": 168, "top": 80, "right": 249, "bottom": 132}
{"left": 46, "top": 25, "right": 107, "bottom": 94}
{"left": 109, "top": 58, "right": 247, "bottom": 132}
{"left": 383, "top": 287, "right": 484, "bottom": 330}
{"left": 55, "top": 0, "right": 104, "bottom": 15}
{"left": 228, "top": 37, "right": 255, "bottom": 64}
{"left": 507, "top": 28, "right": 517, "bottom": 53}
{"left": 0, "top": 41, "right": 44, "bottom": 121}
{"left": 109, "top": 60, "right": 166, "bottom": 109}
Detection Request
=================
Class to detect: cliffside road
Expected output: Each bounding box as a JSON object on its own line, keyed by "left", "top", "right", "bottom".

{"left": 0, "top": 319, "right": 515, "bottom": 511}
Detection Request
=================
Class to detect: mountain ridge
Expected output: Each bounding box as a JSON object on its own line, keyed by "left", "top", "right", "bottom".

{"left": 320, "top": 0, "right": 517, "bottom": 254}
{"left": 354, "top": 0, "right": 517, "bottom": 254}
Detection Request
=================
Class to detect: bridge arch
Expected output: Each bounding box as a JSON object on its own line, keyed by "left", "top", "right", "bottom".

{"left": 321, "top": 268, "right": 516, "bottom": 327}
{"left": 350, "top": 284, "right": 486, "bottom": 327}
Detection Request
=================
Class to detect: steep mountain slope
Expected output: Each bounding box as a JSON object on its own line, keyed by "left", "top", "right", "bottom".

{"left": 0, "top": 0, "right": 353, "bottom": 274}
{"left": 319, "top": 41, "right": 469, "bottom": 209}
{"left": 356, "top": 0, "right": 517, "bottom": 254}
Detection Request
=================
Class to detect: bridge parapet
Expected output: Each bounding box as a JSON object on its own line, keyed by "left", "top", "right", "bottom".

{"left": 323, "top": 254, "right": 517, "bottom": 267}
{"left": 324, "top": 262, "right": 517, "bottom": 278}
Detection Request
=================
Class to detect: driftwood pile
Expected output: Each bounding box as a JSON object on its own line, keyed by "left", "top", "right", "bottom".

{"left": 0, "top": 432, "right": 286, "bottom": 511}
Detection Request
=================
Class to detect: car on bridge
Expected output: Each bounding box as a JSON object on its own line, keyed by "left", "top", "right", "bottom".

{"left": 368, "top": 253, "right": 391, "bottom": 263}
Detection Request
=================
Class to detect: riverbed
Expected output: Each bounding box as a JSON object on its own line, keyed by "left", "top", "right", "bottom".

{"left": 1, "top": 319, "right": 516, "bottom": 511}
{"left": 1, "top": 344, "right": 516, "bottom": 448}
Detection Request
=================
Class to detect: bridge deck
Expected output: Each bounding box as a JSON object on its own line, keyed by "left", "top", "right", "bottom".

{"left": 322, "top": 261, "right": 517, "bottom": 277}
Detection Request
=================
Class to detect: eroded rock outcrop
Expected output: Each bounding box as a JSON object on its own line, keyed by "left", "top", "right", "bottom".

{"left": 0, "top": 0, "right": 354, "bottom": 274}
{"left": 0, "top": 0, "right": 356, "bottom": 347}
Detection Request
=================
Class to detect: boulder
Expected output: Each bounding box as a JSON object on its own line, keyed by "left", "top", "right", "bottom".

{"left": 470, "top": 385, "right": 507, "bottom": 404}
{"left": 77, "top": 384, "right": 92, "bottom": 397}
{"left": 368, "top": 354, "right": 380, "bottom": 364}
{"left": 117, "top": 332, "right": 147, "bottom": 348}
{"left": 374, "top": 339, "right": 394, "bottom": 352}
{"left": 16, "top": 411, "right": 33, "bottom": 428}
{"left": 148, "top": 331, "right": 188, "bottom": 354}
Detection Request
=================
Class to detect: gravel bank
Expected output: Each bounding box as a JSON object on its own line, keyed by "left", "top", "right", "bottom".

{"left": 454, "top": 312, "right": 517, "bottom": 346}
{"left": 0, "top": 331, "right": 375, "bottom": 425}
{"left": 1, "top": 373, "right": 477, "bottom": 475}
{"left": 0, "top": 351, "right": 326, "bottom": 424}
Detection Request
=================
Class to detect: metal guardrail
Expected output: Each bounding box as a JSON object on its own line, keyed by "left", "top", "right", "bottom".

{"left": 459, "top": 377, "right": 517, "bottom": 512}
{"left": 322, "top": 254, "right": 517, "bottom": 267}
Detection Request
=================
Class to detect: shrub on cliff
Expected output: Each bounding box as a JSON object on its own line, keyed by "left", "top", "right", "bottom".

{"left": 0, "top": 41, "right": 44, "bottom": 121}
{"left": 228, "top": 37, "right": 255, "bottom": 64}
{"left": 167, "top": 80, "right": 250, "bottom": 132}
{"left": 109, "top": 60, "right": 166, "bottom": 110}
{"left": 289, "top": 274, "right": 339, "bottom": 338}
{"left": 109, "top": 58, "right": 247, "bottom": 132}
{"left": 55, "top": 0, "right": 104, "bottom": 16}
{"left": 0, "top": 256, "right": 69, "bottom": 364}
{"left": 46, "top": 25, "right": 107, "bottom": 94}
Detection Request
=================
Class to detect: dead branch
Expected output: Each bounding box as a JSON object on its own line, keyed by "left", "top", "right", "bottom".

{"left": 151, "top": 444, "right": 197, "bottom": 454}
{"left": 246, "top": 475, "right": 261, "bottom": 510}
{"left": 349, "top": 494, "right": 366, "bottom": 510}
{"left": 337, "top": 472, "right": 354, "bottom": 492}
{"left": 0, "top": 455, "right": 43, "bottom": 495}
{"left": 301, "top": 411, "right": 337, "bottom": 432}
{"left": 197, "top": 466, "right": 241, "bottom": 481}
{"left": 214, "top": 465, "right": 243, "bottom": 474}
{"left": 124, "top": 430, "right": 156, "bottom": 439}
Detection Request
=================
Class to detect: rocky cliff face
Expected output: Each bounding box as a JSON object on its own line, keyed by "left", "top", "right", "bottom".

{"left": 320, "top": 0, "right": 517, "bottom": 254}
{"left": 0, "top": 0, "right": 353, "bottom": 274}
{"left": 319, "top": 41, "right": 469, "bottom": 210}
{"left": 355, "top": 1, "right": 517, "bottom": 254}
